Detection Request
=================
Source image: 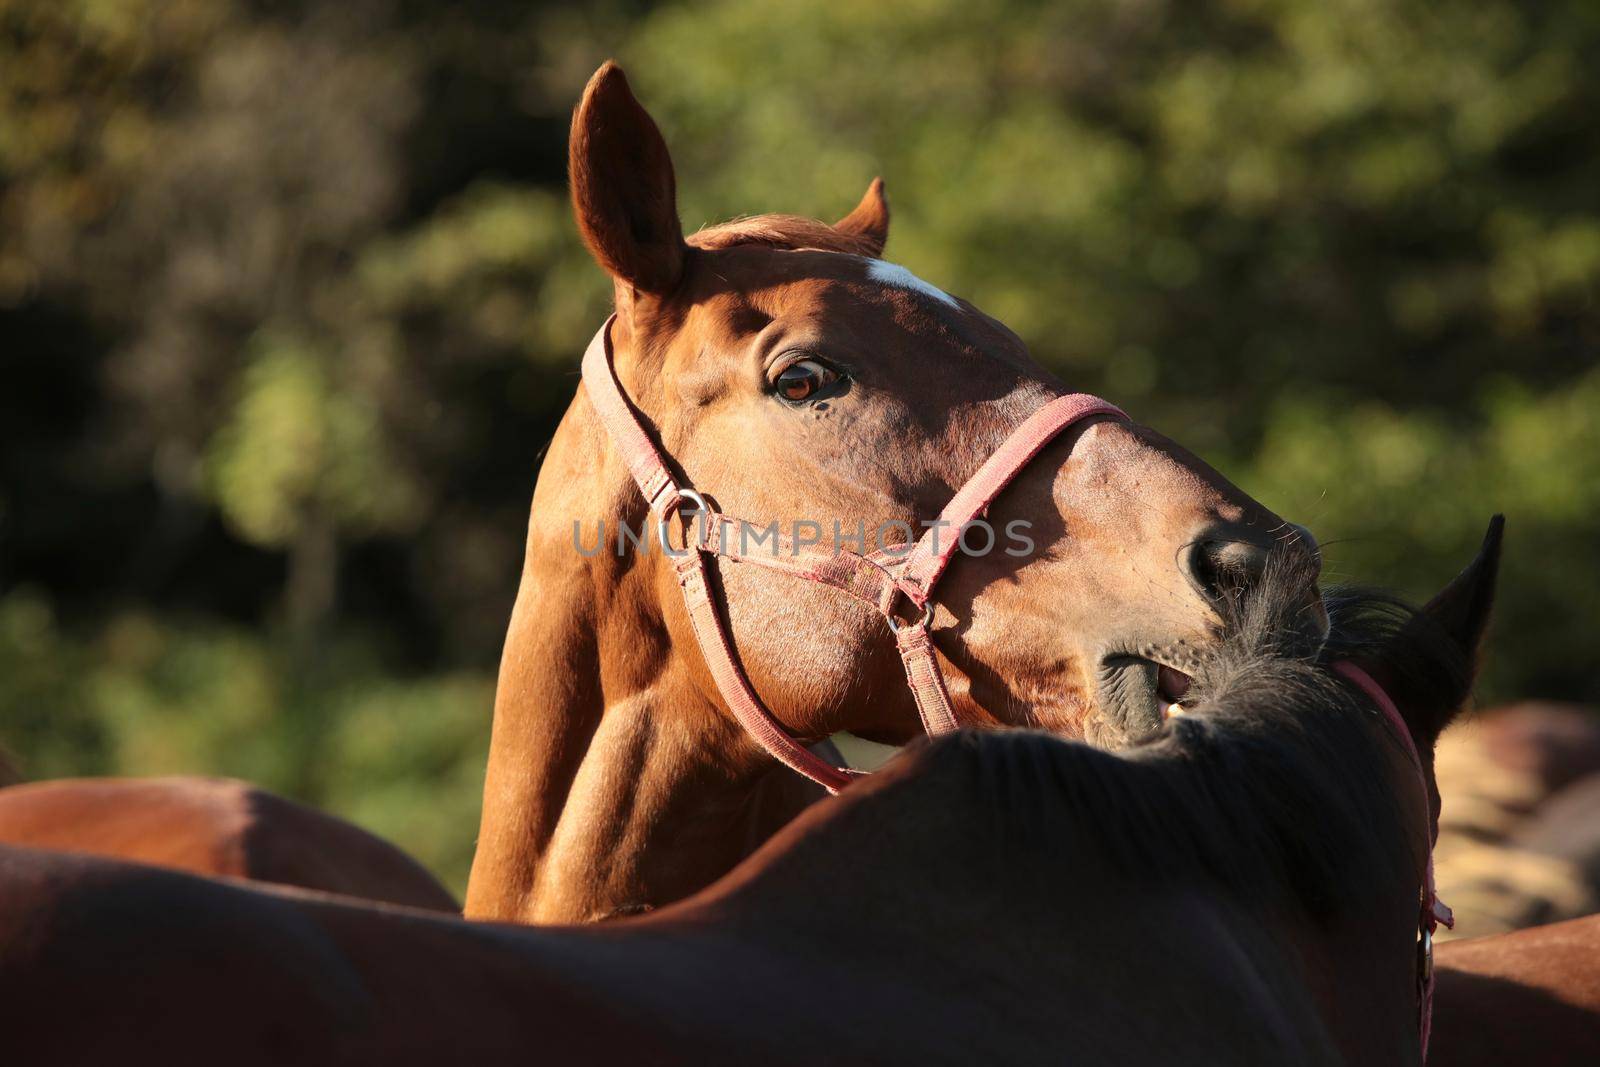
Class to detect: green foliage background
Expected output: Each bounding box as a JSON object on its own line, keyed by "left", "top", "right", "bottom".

{"left": 2, "top": 0, "right": 1596, "bottom": 892}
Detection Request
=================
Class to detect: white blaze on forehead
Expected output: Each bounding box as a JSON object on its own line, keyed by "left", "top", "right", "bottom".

{"left": 865, "top": 259, "right": 959, "bottom": 308}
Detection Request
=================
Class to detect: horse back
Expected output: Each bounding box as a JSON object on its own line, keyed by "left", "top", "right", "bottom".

{"left": 0, "top": 776, "right": 457, "bottom": 912}
{"left": 1431, "top": 914, "right": 1600, "bottom": 1067}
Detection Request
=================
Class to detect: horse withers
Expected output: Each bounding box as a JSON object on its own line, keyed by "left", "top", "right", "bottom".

{"left": 468, "top": 61, "right": 1327, "bottom": 924}
{"left": 0, "top": 522, "right": 1500, "bottom": 1066}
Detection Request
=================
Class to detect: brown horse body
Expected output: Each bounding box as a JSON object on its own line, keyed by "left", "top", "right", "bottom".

{"left": 0, "top": 779, "right": 1368, "bottom": 1067}
{"left": 0, "top": 730, "right": 1415, "bottom": 1067}
{"left": 1431, "top": 702, "right": 1600, "bottom": 938}
{"left": 1432, "top": 914, "right": 1600, "bottom": 1067}
{"left": 0, "top": 539, "right": 1497, "bottom": 1067}
{"left": 0, "top": 776, "right": 457, "bottom": 912}
{"left": 467, "top": 62, "right": 1324, "bottom": 924}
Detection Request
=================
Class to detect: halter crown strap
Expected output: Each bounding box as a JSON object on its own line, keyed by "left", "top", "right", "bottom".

{"left": 580, "top": 313, "right": 1125, "bottom": 792}
{"left": 1334, "top": 660, "right": 1422, "bottom": 772}
{"left": 579, "top": 317, "right": 683, "bottom": 516}
{"left": 1332, "top": 660, "right": 1453, "bottom": 1062}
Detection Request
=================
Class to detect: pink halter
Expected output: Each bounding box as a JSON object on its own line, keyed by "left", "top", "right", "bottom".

{"left": 581, "top": 314, "right": 1127, "bottom": 792}
{"left": 1333, "top": 661, "right": 1454, "bottom": 1062}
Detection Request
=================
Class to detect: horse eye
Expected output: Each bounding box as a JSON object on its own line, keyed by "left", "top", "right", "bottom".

{"left": 773, "top": 359, "right": 840, "bottom": 404}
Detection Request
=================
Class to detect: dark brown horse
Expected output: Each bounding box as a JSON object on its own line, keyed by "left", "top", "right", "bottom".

{"left": 0, "top": 776, "right": 457, "bottom": 912}
{"left": 0, "top": 528, "right": 1496, "bottom": 1066}
{"left": 467, "top": 61, "right": 1326, "bottom": 923}
{"left": 1432, "top": 913, "right": 1600, "bottom": 1067}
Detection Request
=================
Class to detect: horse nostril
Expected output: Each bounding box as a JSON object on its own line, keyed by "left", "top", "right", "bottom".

{"left": 1184, "top": 538, "right": 1272, "bottom": 605}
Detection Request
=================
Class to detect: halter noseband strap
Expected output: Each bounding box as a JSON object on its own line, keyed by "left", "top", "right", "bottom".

{"left": 580, "top": 314, "right": 1126, "bottom": 792}
{"left": 1333, "top": 660, "right": 1454, "bottom": 1062}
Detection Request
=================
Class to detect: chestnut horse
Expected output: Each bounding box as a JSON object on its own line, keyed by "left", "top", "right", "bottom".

{"left": 467, "top": 61, "right": 1326, "bottom": 924}
{"left": 0, "top": 776, "right": 457, "bottom": 912}
{"left": 0, "top": 531, "right": 1496, "bottom": 1066}
{"left": 1433, "top": 913, "right": 1600, "bottom": 1066}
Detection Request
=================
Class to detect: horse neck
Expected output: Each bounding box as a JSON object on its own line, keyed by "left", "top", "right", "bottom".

{"left": 1283, "top": 903, "right": 1425, "bottom": 1065}
{"left": 691, "top": 740, "right": 1425, "bottom": 1064}
{"left": 464, "top": 391, "right": 825, "bottom": 924}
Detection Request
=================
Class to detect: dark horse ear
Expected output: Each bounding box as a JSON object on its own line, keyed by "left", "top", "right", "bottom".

{"left": 569, "top": 62, "right": 687, "bottom": 297}
{"left": 1401, "top": 516, "right": 1505, "bottom": 747}
{"left": 1420, "top": 516, "right": 1504, "bottom": 668}
{"left": 834, "top": 177, "right": 890, "bottom": 257}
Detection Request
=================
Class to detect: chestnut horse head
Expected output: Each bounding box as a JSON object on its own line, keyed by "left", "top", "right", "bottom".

{"left": 467, "top": 62, "right": 1325, "bottom": 923}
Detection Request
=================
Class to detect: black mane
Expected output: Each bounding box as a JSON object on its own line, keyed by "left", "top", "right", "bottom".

{"left": 910, "top": 556, "right": 1471, "bottom": 920}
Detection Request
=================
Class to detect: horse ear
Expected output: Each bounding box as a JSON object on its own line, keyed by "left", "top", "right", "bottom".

{"left": 1404, "top": 516, "right": 1505, "bottom": 744}
{"left": 569, "top": 62, "right": 686, "bottom": 296}
{"left": 834, "top": 177, "right": 890, "bottom": 257}
{"left": 1420, "top": 515, "right": 1504, "bottom": 668}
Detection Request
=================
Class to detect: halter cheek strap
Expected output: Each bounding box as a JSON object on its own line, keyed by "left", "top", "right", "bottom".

{"left": 580, "top": 315, "right": 1126, "bottom": 792}
{"left": 1332, "top": 660, "right": 1454, "bottom": 1062}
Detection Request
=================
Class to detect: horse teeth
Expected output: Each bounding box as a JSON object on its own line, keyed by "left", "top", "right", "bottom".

{"left": 1164, "top": 702, "right": 1186, "bottom": 719}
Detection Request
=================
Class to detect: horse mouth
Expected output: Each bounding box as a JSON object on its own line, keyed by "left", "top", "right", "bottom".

{"left": 1098, "top": 656, "right": 1195, "bottom": 738}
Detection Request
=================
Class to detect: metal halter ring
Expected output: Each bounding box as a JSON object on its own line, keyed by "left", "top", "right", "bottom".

{"left": 887, "top": 597, "right": 935, "bottom": 633}
{"left": 673, "top": 488, "right": 708, "bottom": 519}
{"left": 660, "top": 488, "right": 708, "bottom": 554}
